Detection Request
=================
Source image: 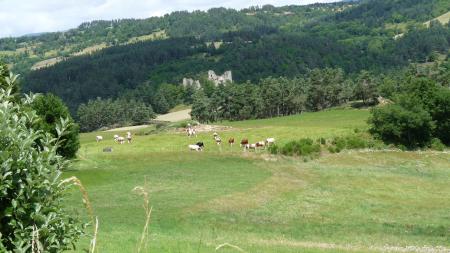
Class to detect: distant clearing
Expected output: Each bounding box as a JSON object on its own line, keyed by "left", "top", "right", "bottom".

{"left": 31, "top": 57, "right": 65, "bottom": 70}
{"left": 126, "top": 30, "right": 168, "bottom": 44}
{"left": 169, "top": 104, "right": 191, "bottom": 113}
{"left": 156, "top": 108, "right": 192, "bottom": 122}
{"left": 29, "top": 31, "right": 168, "bottom": 70}
{"left": 72, "top": 42, "right": 108, "bottom": 56}
{"left": 425, "top": 11, "right": 450, "bottom": 27}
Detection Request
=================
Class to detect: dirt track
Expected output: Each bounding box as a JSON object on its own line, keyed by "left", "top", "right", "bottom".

{"left": 106, "top": 109, "right": 192, "bottom": 132}
{"left": 156, "top": 109, "right": 191, "bottom": 122}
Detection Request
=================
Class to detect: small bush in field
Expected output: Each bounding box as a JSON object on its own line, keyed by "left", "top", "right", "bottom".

{"left": 268, "top": 144, "right": 279, "bottom": 154}
{"left": 317, "top": 137, "right": 326, "bottom": 145}
{"left": 430, "top": 138, "right": 445, "bottom": 151}
{"left": 280, "top": 139, "right": 321, "bottom": 157}
{"left": 345, "top": 135, "right": 369, "bottom": 149}
{"left": 328, "top": 134, "right": 375, "bottom": 153}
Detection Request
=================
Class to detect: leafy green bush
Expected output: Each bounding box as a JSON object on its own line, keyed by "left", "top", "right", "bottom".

{"left": 327, "top": 134, "right": 378, "bottom": 153}
{"left": 31, "top": 93, "right": 80, "bottom": 159}
{"left": 369, "top": 77, "right": 449, "bottom": 149}
{"left": 369, "top": 96, "right": 435, "bottom": 149}
{"left": 430, "top": 138, "right": 445, "bottom": 151}
{"left": 280, "top": 139, "right": 321, "bottom": 157}
{"left": 268, "top": 144, "right": 280, "bottom": 155}
{"left": 0, "top": 74, "right": 85, "bottom": 251}
{"left": 317, "top": 137, "right": 327, "bottom": 145}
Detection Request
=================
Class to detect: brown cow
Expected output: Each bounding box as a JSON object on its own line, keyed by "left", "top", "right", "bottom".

{"left": 240, "top": 139, "right": 249, "bottom": 147}
{"left": 228, "top": 138, "right": 235, "bottom": 146}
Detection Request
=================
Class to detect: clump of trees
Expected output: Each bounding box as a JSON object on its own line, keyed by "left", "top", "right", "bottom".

{"left": 77, "top": 98, "right": 155, "bottom": 132}
{"left": 190, "top": 68, "right": 377, "bottom": 122}
{"left": 369, "top": 74, "right": 450, "bottom": 149}
{"left": 0, "top": 67, "right": 85, "bottom": 252}
{"left": 31, "top": 93, "right": 80, "bottom": 159}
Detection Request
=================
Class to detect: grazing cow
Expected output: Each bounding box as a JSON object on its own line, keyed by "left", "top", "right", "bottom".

{"left": 188, "top": 144, "right": 202, "bottom": 151}
{"left": 117, "top": 136, "right": 125, "bottom": 144}
{"left": 265, "top": 138, "right": 275, "bottom": 146}
{"left": 126, "top": 132, "right": 132, "bottom": 143}
{"left": 196, "top": 142, "right": 204, "bottom": 148}
{"left": 113, "top": 135, "right": 119, "bottom": 142}
{"left": 96, "top": 136, "right": 103, "bottom": 142}
{"left": 256, "top": 141, "right": 265, "bottom": 149}
{"left": 244, "top": 143, "right": 257, "bottom": 151}
{"left": 214, "top": 136, "right": 222, "bottom": 145}
{"left": 240, "top": 139, "right": 249, "bottom": 147}
{"left": 186, "top": 125, "right": 197, "bottom": 137}
{"left": 228, "top": 138, "right": 235, "bottom": 146}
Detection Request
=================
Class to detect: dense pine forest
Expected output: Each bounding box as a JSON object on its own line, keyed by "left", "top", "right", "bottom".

{"left": 1, "top": 0, "right": 449, "bottom": 116}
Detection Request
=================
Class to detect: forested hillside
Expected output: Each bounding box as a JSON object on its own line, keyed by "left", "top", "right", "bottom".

{"left": 2, "top": 0, "right": 450, "bottom": 115}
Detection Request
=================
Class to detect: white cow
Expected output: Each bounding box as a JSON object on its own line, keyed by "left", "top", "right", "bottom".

{"left": 117, "top": 136, "right": 125, "bottom": 144}
{"left": 188, "top": 144, "right": 202, "bottom": 151}
{"left": 126, "top": 132, "right": 132, "bottom": 143}
{"left": 96, "top": 136, "right": 103, "bottom": 142}
{"left": 187, "top": 128, "right": 196, "bottom": 137}
{"left": 113, "top": 135, "right": 119, "bottom": 142}
{"left": 265, "top": 138, "right": 276, "bottom": 146}
{"left": 214, "top": 136, "right": 222, "bottom": 145}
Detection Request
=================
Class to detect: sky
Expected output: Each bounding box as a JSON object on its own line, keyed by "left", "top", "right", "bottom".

{"left": 0, "top": 0, "right": 337, "bottom": 38}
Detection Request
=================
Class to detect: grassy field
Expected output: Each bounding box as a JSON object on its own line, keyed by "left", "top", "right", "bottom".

{"left": 65, "top": 109, "right": 450, "bottom": 252}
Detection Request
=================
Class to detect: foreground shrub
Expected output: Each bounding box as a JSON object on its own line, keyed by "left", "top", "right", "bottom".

{"left": 0, "top": 75, "right": 85, "bottom": 251}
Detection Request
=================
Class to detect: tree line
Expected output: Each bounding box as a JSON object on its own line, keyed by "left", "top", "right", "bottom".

{"left": 190, "top": 68, "right": 378, "bottom": 122}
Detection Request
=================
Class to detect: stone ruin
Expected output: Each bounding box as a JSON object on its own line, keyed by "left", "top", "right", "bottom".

{"left": 208, "top": 70, "right": 232, "bottom": 86}
{"left": 182, "top": 78, "right": 201, "bottom": 89}
{"left": 181, "top": 70, "right": 232, "bottom": 89}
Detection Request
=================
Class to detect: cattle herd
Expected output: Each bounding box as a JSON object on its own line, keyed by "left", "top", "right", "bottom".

{"left": 96, "top": 131, "right": 132, "bottom": 145}
{"left": 95, "top": 127, "right": 275, "bottom": 153}
{"left": 187, "top": 129, "right": 275, "bottom": 152}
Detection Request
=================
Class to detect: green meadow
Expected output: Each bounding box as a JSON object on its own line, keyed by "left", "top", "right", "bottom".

{"left": 65, "top": 109, "right": 450, "bottom": 252}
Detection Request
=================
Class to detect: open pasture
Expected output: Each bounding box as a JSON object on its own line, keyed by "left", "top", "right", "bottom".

{"left": 66, "top": 109, "right": 450, "bottom": 252}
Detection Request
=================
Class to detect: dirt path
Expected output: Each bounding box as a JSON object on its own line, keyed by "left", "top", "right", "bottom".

{"left": 156, "top": 109, "right": 191, "bottom": 122}
{"left": 105, "top": 124, "right": 151, "bottom": 132}
{"left": 106, "top": 109, "right": 192, "bottom": 132}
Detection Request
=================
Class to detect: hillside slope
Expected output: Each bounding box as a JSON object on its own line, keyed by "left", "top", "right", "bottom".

{"left": 1, "top": 0, "right": 450, "bottom": 114}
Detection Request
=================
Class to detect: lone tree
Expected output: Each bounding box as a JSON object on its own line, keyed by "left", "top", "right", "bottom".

{"left": 31, "top": 93, "right": 80, "bottom": 159}
{"left": 0, "top": 69, "right": 85, "bottom": 252}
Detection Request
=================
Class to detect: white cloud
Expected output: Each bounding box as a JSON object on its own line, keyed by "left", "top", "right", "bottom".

{"left": 0, "top": 0, "right": 337, "bottom": 38}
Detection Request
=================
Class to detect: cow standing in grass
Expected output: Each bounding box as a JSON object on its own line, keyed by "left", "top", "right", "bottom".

{"left": 186, "top": 124, "right": 197, "bottom": 138}
{"left": 214, "top": 136, "right": 222, "bottom": 145}
{"left": 256, "top": 141, "right": 265, "bottom": 149}
{"left": 126, "top": 132, "right": 132, "bottom": 143}
{"left": 228, "top": 138, "right": 235, "bottom": 147}
{"left": 117, "top": 136, "right": 125, "bottom": 144}
{"left": 189, "top": 144, "right": 203, "bottom": 151}
{"left": 244, "top": 143, "right": 257, "bottom": 152}
{"left": 240, "top": 139, "right": 249, "bottom": 147}
{"left": 265, "top": 138, "right": 275, "bottom": 146}
{"left": 96, "top": 136, "right": 103, "bottom": 142}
